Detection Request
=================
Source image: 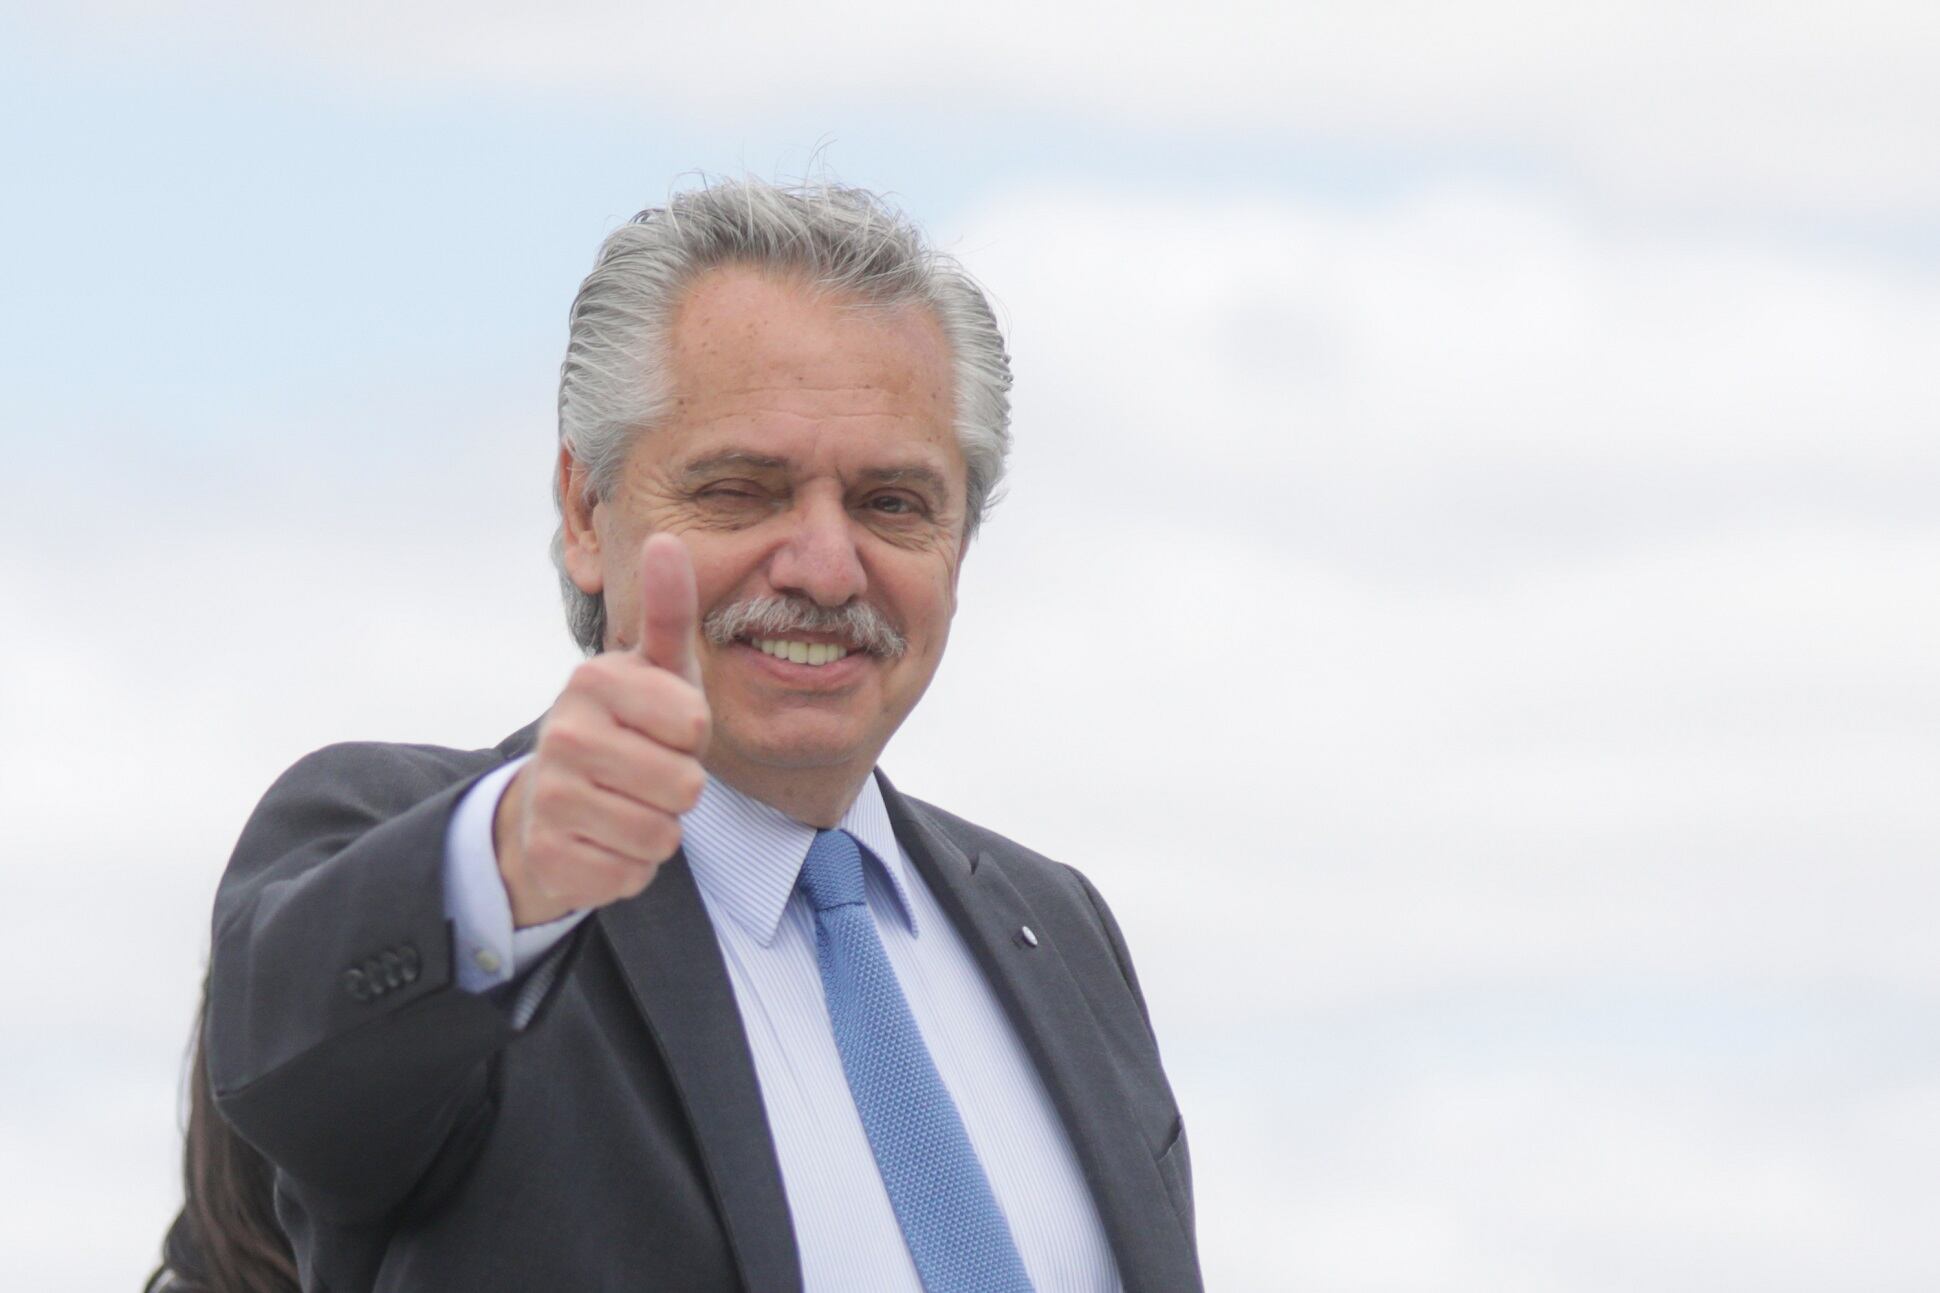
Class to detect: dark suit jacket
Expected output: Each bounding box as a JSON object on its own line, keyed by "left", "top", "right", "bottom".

{"left": 204, "top": 723, "right": 1200, "bottom": 1291}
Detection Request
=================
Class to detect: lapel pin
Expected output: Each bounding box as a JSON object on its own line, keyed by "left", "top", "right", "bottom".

{"left": 1018, "top": 925, "right": 1039, "bottom": 948}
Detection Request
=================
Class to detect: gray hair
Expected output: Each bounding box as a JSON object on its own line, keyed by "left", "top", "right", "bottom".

{"left": 551, "top": 176, "right": 1013, "bottom": 654}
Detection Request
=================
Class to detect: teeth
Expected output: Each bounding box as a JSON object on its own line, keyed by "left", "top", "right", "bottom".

{"left": 754, "top": 639, "right": 850, "bottom": 666}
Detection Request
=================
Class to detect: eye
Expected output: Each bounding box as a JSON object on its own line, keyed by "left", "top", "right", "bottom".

{"left": 865, "top": 492, "right": 927, "bottom": 517}
{"left": 687, "top": 480, "right": 779, "bottom": 527}
{"left": 693, "top": 481, "right": 768, "bottom": 505}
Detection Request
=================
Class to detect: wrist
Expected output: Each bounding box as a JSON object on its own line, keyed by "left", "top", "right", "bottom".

{"left": 493, "top": 768, "right": 564, "bottom": 929}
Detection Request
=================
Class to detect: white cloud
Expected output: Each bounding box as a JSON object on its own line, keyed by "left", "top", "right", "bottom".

{"left": 1207, "top": 1057, "right": 1940, "bottom": 1292}
{"left": 28, "top": 0, "right": 1940, "bottom": 216}
{"left": 888, "top": 186, "right": 1939, "bottom": 1002}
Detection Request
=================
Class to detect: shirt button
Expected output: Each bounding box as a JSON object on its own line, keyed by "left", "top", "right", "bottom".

{"left": 473, "top": 948, "right": 504, "bottom": 975}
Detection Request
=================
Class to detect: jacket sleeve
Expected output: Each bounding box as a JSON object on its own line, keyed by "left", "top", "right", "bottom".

{"left": 204, "top": 741, "right": 542, "bottom": 1223}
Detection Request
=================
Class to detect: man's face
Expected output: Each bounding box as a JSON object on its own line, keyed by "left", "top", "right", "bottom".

{"left": 562, "top": 265, "right": 968, "bottom": 796}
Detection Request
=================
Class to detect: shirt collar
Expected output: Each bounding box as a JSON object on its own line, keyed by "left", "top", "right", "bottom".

{"left": 681, "top": 770, "right": 919, "bottom": 947}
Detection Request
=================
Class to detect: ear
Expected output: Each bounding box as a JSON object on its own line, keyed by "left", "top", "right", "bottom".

{"left": 557, "top": 445, "right": 605, "bottom": 596}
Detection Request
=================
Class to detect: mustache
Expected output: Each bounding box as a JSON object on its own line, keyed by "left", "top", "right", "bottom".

{"left": 702, "top": 595, "right": 908, "bottom": 659}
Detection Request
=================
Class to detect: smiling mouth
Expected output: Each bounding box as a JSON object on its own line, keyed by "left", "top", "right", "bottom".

{"left": 748, "top": 638, "right": 853, "bottom": 667}
{"left": 705, "top": 595, "right": 908, "bottom": 661}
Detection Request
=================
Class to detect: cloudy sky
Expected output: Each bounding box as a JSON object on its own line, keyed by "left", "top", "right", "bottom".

{"left": 2, "top": 3, "right": 1935, "bottom": 1288}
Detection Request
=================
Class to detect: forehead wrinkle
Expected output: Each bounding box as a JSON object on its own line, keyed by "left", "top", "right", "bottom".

{"left": 682, "top": 380, "right": 933, "bottom": 411}
{"left": 704, "top": 378, "right": 916, "bottom": 393}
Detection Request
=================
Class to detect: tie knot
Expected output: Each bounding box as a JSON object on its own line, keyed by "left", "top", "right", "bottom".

{"left": 799, "top": 829, "right": 867, "bottom": 913}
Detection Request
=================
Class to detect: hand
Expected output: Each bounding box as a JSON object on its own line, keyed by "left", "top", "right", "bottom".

{"left": 494, "top": 534, "right": 712, "bottom": 928}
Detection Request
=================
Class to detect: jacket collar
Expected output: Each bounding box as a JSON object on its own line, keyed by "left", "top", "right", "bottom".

{"left": 681, "top": 772, "right": 918, "bottom": 947}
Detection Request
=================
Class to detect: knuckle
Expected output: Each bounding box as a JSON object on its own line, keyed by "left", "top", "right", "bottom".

{"left": 537, "top": 830, "right": 584, "bottom": 872}
{"left": 674, "top": 764, "right": 706, "bottom": 810}
{"left": 542, "top": 721, "right": 588, "bottom": 760}
{"left": 527, "top": 778, "right": 569, "bottom": 819}
{"left": 656, "top": 687, "right": 708, "bottom": 749}
{"left": 573, "top": 655, "right": 626, "bottom": 693}
{"left": 644, "top": 815, "right": 682, "bottom": 859}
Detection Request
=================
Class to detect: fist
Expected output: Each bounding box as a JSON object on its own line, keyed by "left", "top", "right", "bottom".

{"left": 495, "top": 533, "right": 711, "bottom": 928}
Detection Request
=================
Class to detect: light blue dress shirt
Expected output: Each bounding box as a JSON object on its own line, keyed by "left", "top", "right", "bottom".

{"left": 443, "top": 758, "right": 1122, "bottom": 1292}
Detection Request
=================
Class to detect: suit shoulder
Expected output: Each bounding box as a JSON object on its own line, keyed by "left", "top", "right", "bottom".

{"left": 897, "top": 794, "right": 1102, "bottom": 903}
{"left": 253, "top": 738, "right": 500, "bottom": 820}
{"left": 268, "top": 738, "right": 503, "bottom": 800}
{"left": 225, "top": 738, "right": 507, "bottom": 883}
{"left": 898, "top": 792, "right": 1159, "bottom": 1031}
{"left": 900, "top": 794, "right": 1050, "bottom": 865}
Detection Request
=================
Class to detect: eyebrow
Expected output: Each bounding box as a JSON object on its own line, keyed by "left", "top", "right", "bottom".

{"left": 854, "top": 466, "right": 950, "bottom": 495}
{"left": 677, "top": 453, "right": 950, "bottom": 496}
{"left": 675, "top": 451, "right": 789, "bottom": 484}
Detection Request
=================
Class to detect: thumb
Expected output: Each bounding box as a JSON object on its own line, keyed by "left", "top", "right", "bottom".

{"left": 636, "top": 533, "right": 700, "bottom": 684}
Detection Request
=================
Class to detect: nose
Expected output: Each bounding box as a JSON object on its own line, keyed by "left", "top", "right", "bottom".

{"left": 766, "top": 491, "right": 868, "bottom": 608}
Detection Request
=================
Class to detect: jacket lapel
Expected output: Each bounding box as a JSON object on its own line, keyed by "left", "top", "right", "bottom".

{"left": 500, "top": 719, "right": 799, "bottom": 1289}
{"left": 595, "top": 856, "right": 803, "bottom": 1293}
{"left": 881, "top": 777, "right": 1201, "bottom": 1293}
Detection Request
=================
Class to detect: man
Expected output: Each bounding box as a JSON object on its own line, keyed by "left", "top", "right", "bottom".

{"left": 202, "top": 178, "right": 1198, "bottom": 1292}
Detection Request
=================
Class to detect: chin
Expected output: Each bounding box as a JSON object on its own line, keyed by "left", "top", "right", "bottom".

{"left": 725, "top": 723, "right": 878, "bottom": 773}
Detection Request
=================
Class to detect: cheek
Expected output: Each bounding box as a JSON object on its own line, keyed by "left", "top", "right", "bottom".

{"left": 906, "top": 564, "right": 960, "bottom": 650}
{"left": 687, "top": 540, "right": 769, "bottom": 619}
{"left": 600, "top": 579, "right": 638, "bottom": 652}
{"left": 934, "top": 573, "right": 957, "bottom": 631}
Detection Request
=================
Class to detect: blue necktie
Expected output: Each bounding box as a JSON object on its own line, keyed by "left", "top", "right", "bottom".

{"left": 798, "top": 829, "right": 1034, "bottom": 1292}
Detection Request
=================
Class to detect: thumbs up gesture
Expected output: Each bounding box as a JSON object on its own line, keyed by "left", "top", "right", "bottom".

{"left": 495, "top": 534, "right": 713, "bottom": 928}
